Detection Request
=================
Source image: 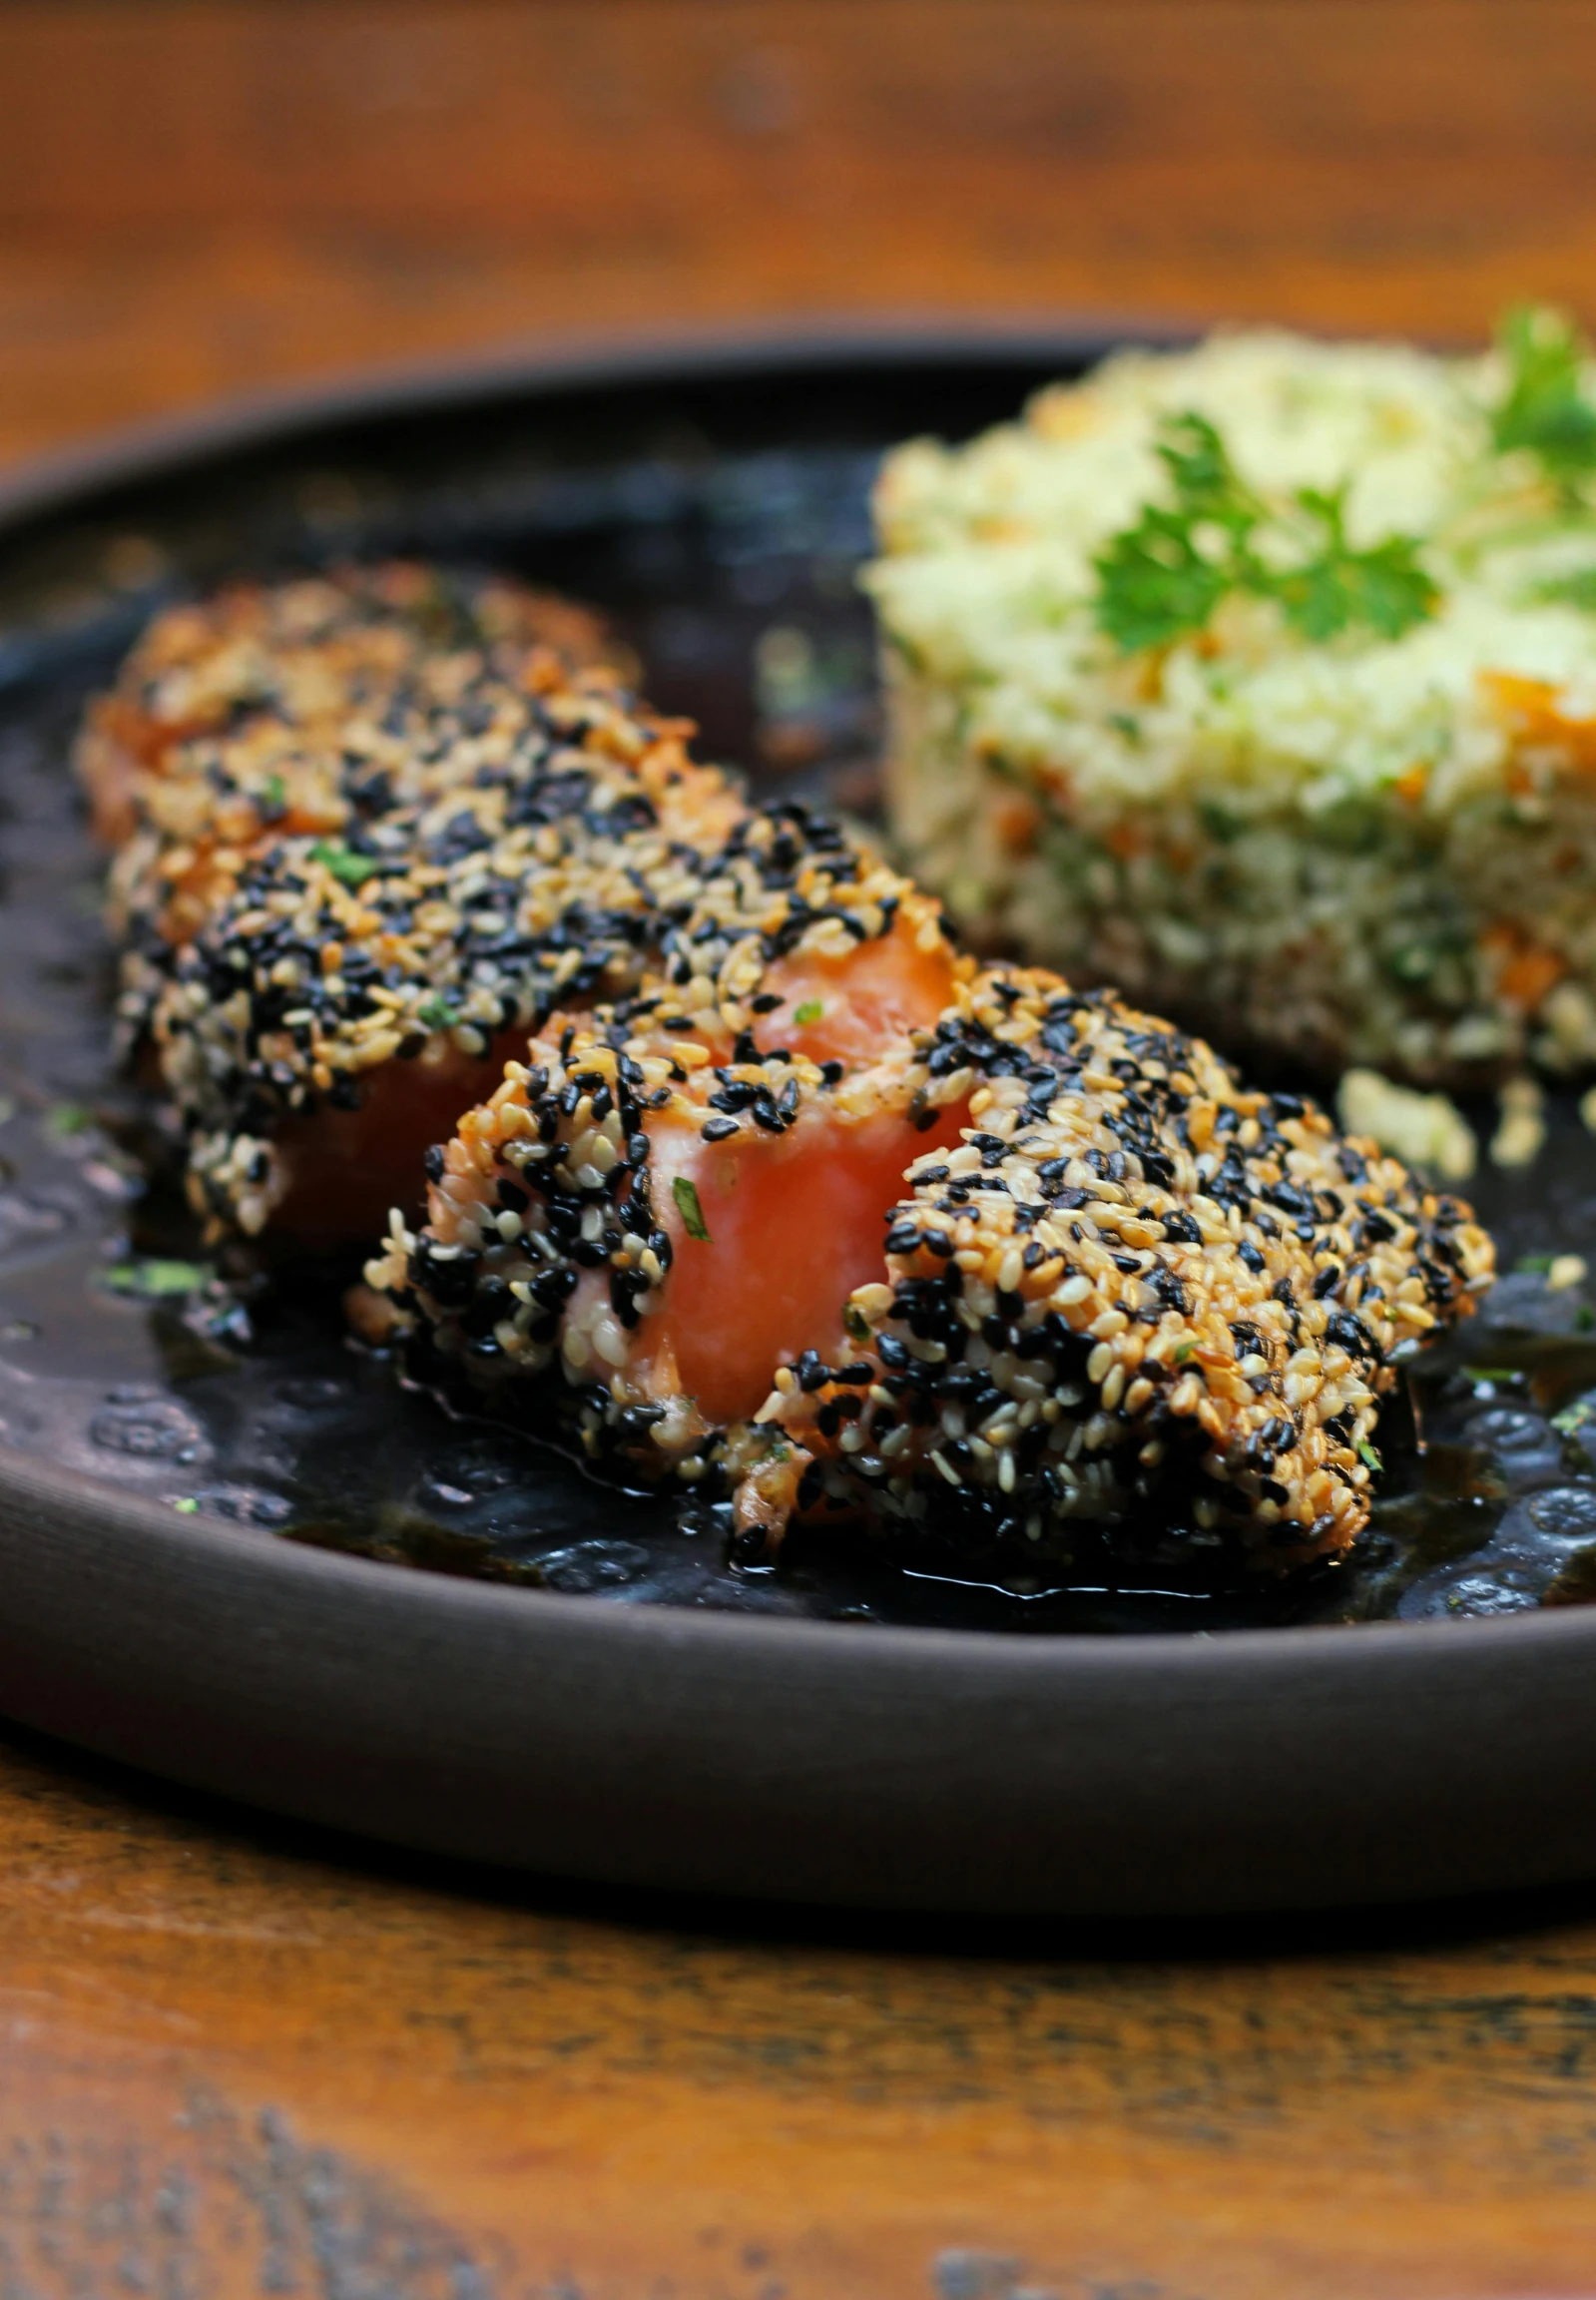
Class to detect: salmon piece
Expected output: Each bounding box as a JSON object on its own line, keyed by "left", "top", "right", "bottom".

{"left": 756, "top": 916, "right": 961, "bottom": 1069}
{"left": 629, "top": 1090, "right": 968, "bottom": 1429}
{"left": 85, "top": 570, "right": 763, "bottom": 1244}
{"left": 268, "top": 1033, "right": 526, "bottom": 1247}
{"left": 374, "top": 958, "right": 1494, "bottom": 1578}
{"left": 376, "top": 890, "right": 970, "bottom": 1456}
{"left": 622, "top": 917, "right": 966, "bottom": 1422}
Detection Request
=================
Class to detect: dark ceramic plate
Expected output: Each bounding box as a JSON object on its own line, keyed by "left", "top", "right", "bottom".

{"left": 4, "top": 322, "right": 1596, "bottom": 1914}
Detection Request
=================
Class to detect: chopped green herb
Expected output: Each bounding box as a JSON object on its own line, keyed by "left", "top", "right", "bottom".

{"left": 1489, "top": 304, "right": 1596, "bottom": 492}
{"left": 309, "top": 840, "right": 379, "bottom": 886}
{"left": 416, "top": 998, "right": 456, "bottom": 1032}
{"left": 672, "top": 1175, "right": 712, "bottom": 1243}
{"left": 1578, "top": 1306, "right": 1595, "bottom": 1334}
{"left": 1106, "top": 711, "right": 1142, "bottom": 744}
{"left": 1197, "top": 799, "right": 1244, "bottom": 844}
{"left": 1516, "top": 1253, "right": 1556, "bottom": 1274}
{"left": 1531, "top": 566, "right": 1596, "bottom": 612}
{"left": 793, "top": 999, "right": 823, "bottom": 1025}
{"left": 46, "top": 1102, "right": 91, "bottom": 1138}
{"left": 1463, "top": 1367, "right": 1523, "bottom": 1385}
{"left": 104, "top": 1257, "right": 210, "bottom": 1299}
{"left": 259, "top": 772, "right": 287, "bottom": 817}
{"left": 1357, "top": 1439, "right": 1383, "bottom": 1474}
{"left": 1174, "top": 1341, "right": 1198, "bottom": 1364}
{"left": 172, "top": 1497, "right": 199, "bottom": 1515}
{"left": 1554, "top": 1402, "right": 1595, "bottom": 1437}
{"left": 843, "top": 1303, "right": 871, "bottom": 1343}
{"left": 1094, "top": 410, "right": 1437, "bottom": 654}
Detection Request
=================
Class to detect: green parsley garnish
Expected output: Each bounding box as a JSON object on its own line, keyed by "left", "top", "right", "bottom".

{"left": 843, "top": 1303, "right": 871, "bottom": 1343}
{"left": 1553, "top": 1402, "right": 1596, "bottom": 1437}
{"left": 1357, "top": 1439, "right": 1383, "bottom": 1474}
{"left": 416, "top": 998, "right": 456, "bottom": 1032}
{"left": 104, "top": 1257, "right": 210, "bottom": 1300}
{"left": 173, "top": 1497, "right": 199, "bottom": 1515}
{"left": 1094, "top": 410, "right": 1438, "bottom": 653}
{"left": 45, "top": 1102, "right": 91, "bottom": 1138}
{"left": 259, "top": 772, "right": 287, "bottom": 818}
{"left": 672, "top": 1175, "right": 712, "bottom": 1242}
{"left": 309, "top": 840, "right": 379, "bottom": 886}
{"left": 1516, "top": 1253, "right": 1556, "bottom": 1274}
{"left": 794, "top": 999, "right": 823, "bottom": 1025}
{"left": 1489, "top": 304, "right": 1596, "bottom": 493}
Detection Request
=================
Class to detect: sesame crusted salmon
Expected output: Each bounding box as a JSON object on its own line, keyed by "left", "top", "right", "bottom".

{"left": 87, "top": 566, "right": 1495, "bottom": 1573}
{"left": 83, "top": 567, "right": 951, "bottom": 1252}
{"left": 80, "top": 566, "right": 751, "bottom": 1241}
{"left": 78, "top": 562, "right": 618, "bottom": 853}
{"left": 368, "top": 945, "right": 1493, "bottom": 1574}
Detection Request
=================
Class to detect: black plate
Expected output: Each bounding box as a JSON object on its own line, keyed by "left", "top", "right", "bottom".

{"left": 3, "top": 321, "right": 1596, "bottom": 1913}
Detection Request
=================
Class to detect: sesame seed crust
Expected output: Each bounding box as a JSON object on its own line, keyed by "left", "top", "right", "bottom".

{"left": 372, "top": 957, "right": 1492, "bottom": 1576}
{"left": 81, "top": 560, "right": 620, "bottom": 904}
{"left": 757, "top": 968, "right": 1494, "bottom": 1566}
{"left": 86, "top": 564, "right": 947, "bottom": 1240}
{"left": 86, "top": 565, "right": 1496, "bottom": 1575}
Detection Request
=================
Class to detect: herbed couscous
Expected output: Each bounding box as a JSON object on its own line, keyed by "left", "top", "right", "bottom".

{"left": 868, "top": 309, "right": 1596, "bottom": 1085}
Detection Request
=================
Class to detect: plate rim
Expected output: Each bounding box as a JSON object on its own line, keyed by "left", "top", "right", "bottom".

{"left": 0, "top": 309, "right": 1194, "bottom": 534}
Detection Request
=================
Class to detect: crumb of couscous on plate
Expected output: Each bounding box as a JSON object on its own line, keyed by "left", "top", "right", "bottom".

{"left": 1491, "top": 1074, "right": 1546, "bottom": 1168}
{"left": 1336, "top": 1068, "right": 1477, "bottom": 1182}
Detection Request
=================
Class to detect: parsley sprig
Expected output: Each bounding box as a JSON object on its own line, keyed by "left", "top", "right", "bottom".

{"left": 1094, "top": 411, "right": 1438, "bottom": 654}
{"left": 1488, "top": 304, "right": 1596, "bottom": 493}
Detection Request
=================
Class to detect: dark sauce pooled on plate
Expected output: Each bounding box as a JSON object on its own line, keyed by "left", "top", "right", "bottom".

{"left": 1, "top": 382, "right": 1594, "bottom": 1632}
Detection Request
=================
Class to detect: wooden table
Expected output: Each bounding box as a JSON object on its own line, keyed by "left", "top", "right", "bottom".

{"left": 5, "top": 6, "right": 1596, "bottom": 2289}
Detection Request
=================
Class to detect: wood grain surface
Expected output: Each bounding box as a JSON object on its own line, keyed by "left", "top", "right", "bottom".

{"left": 9, "top": 1715, "right": 1596, "bottom": 2300}
{"left": 7, "top": 3, "right": 1596, "bottom": 2291}
{"left": 4, "top": 2, "right": 1596, "bottom": 468}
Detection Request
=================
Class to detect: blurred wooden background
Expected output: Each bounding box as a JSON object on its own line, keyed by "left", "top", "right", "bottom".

{"left": 3, "top": 1, "right": 1596, "bottom": 467}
